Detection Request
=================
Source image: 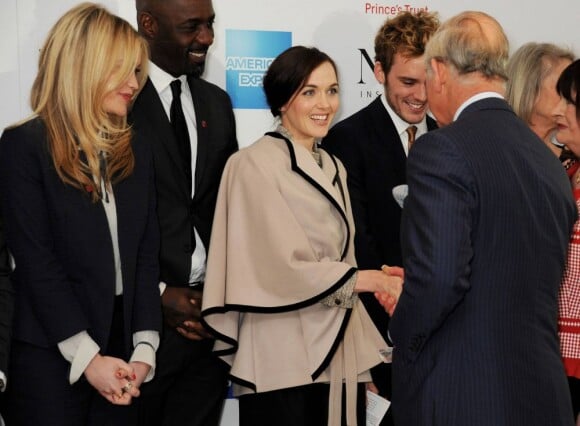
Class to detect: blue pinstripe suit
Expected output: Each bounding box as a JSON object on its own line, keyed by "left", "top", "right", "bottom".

{"left": 390, "top": 98, "right": 576, "bottom": 425}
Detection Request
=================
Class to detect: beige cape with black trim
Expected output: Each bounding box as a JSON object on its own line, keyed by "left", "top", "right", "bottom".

{"left": 202, "top": 133, "right": 388, "bottom": 424}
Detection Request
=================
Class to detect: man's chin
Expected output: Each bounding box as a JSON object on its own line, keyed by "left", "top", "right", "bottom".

{"left": 403, "top": 115, "right": 426, "bottom": 125}
{"left": 187, "top": 63, "right": 205, "bottom": 78}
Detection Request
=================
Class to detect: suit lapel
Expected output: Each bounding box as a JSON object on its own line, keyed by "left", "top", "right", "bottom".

{"left": 286, "top": 136, "right": 352, "bottom": 261}
{"left": 368, "top": 97, "right": 407, "bottom": 176}
{"left": 188, "top": 76, "right": 209, "bottom": 197}
{"left": 427, "top": 115, "right": 438, "bottom": 131}
{"left": 268, "top": 132, "right": 350, "bottom": 248}
{"left": 135, "top": 79, "right": 189, "bottom": 190}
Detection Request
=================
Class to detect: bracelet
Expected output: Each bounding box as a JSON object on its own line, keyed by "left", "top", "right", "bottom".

{"left": 135, "top": 341, "right": 156, "bottom": 352}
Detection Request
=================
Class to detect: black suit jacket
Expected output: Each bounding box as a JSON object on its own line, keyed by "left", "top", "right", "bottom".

{"left": 131, "top": 76, "right": 238, "bottom": 287}
{"left": 390, "top": 98, "right": 576, "bottom": 425}
{"left": 0, "top": 118, "right": 161, "bottom": 353}
{"left": 322, "top": 96, "right": 436, "bottom": 340}
{"left": 0, "top": 214, "right": 13, "bottom": 376}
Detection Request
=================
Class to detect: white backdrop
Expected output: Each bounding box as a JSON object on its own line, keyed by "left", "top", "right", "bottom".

{"left": 1, "top": 0, "right": 579, "bottom": 146}
{"left": 0, "top": 1, "right": 579, "bottom": 425}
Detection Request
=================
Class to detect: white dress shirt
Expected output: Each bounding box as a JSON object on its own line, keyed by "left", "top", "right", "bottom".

{"left": 381, "top": 93, "right": 429, "bottom": 156}
{"left": 148, "top": 61, "right": 207, "bottom": 286}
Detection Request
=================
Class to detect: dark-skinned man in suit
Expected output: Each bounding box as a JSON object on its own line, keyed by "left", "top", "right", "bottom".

{"left": 131, "top": 0, "right": 238, "bottom": 425}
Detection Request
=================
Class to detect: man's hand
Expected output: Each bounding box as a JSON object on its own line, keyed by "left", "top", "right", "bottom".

{"left": 161, "top": 287, "right": 212, "bottom": 341}
{"left": 374, "top": 265, "right": 404, "bottom": 316}
{"left": 375, "top": 292, "right": 398, "bottom": 316}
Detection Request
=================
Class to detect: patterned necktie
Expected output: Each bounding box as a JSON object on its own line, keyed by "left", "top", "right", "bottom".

{"left": 406, "top": 125, "right": 418, "bottom": 151}
{"left": 169, "top": 79, "right": 192, "bottom": 194}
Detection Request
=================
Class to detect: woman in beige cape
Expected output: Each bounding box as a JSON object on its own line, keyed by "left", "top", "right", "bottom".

{"left": 202, "top": 46, "right": 402, "bottom": 426}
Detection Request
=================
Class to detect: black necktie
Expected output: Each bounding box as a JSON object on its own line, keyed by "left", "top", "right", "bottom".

{"left": 170, "top": 79, "right": 192, "bottom": 194}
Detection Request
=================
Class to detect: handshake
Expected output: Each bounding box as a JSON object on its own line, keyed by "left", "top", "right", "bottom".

{"left": 356, "top": 265, "right": 404, "bottom": 316}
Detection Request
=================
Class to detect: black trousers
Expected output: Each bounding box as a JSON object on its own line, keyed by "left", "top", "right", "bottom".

{"left": 136, "top": 324, "right": 229, "bottom": 426}
{"left": 238, "top": 382, "right": 366, "bottom": 426}
{"left": 4, "top": 296, "right": 135, "bottom": 426}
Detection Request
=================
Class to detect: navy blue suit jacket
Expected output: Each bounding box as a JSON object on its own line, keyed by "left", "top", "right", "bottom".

{"left": 0, "top": 117, "right": 161, "bottom": 354}
{"left": 390, "top": 98, "right": 576, "bottom": 425}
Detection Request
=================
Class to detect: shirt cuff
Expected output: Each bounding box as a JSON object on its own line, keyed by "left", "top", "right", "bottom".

{"left": 0, "top": 370, "right": 6, "bottom": 392}
{"left": 131, "top": 330, "right": 160, "bottom": 382}
{"left": 159, "top": 281, "right": 167, "bottom": 295}
{"left": 57, "top": 331, "right": 100, "bottom": 384}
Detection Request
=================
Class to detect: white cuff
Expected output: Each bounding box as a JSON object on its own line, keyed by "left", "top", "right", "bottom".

{"left": 57, "top": 331, "right": 100, "bottom": 384}
{"left": 131, "top": 330, "right": 160, "bottom": 382}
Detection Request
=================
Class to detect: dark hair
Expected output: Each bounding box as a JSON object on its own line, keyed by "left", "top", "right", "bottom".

{"left": 263, "top": 46, "right": 337, "bottom": 117}
{"left": 557, "top": 59, "right": 580, "bottom": 118}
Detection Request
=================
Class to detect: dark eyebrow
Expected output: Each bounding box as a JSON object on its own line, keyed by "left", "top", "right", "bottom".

{"left": 179, "top": 13, "right": 215, "bottom": 26}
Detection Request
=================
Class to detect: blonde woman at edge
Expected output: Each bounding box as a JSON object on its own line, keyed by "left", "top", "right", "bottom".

{"left": 506, "top": 42, "right": 573, "bottom": 157}
{"left": 0, "top": 4, "right": 161, "bottom": 425}
{"left": 202, "top": 46, "right": 403, "bottom": 426}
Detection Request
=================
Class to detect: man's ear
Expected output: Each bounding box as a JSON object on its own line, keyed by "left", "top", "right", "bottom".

{"left": 374, "top": 62, "right": 386, "bottom": 85}
{"left": 429, "top": 58, "right": 447, "bottom": 93}
{"left": 138, "top": 12, "right": 157, "bottom": 39}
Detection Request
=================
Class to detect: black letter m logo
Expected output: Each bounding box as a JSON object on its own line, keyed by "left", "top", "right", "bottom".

{"left": 358, "top": 48, "right": 374, "bottom": 84}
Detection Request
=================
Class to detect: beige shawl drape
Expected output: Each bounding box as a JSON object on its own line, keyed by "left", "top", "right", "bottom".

{"left": 202, "top": 133, "right": 388, "bottom": 425}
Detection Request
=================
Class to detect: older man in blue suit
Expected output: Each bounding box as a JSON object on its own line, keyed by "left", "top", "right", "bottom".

{"left": 386, "top": 11, "right": 577, "bottom": 426}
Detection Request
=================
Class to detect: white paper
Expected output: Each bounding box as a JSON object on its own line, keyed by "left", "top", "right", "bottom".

{"left": 392, "top": 184, "right": 408, "bottom": 208}
{"left": 366, "top": 390, "right": 390, "bottom": 426}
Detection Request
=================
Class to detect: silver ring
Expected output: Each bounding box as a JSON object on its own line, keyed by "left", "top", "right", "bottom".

{"left": 122, "top": 381, "right": 133, "bottom": 393}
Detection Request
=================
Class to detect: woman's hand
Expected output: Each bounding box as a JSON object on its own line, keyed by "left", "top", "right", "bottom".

{"left": 356, "top": 267, "right": 403, "bottom": 296}
{"left": 84, "top": 354, "right": 138, "bottom": 405}
{"left": 354, "top": 266, "right": 404, "bottom": 316}
{"left": 128, "top": 361, "right": 151, "bottom": 392}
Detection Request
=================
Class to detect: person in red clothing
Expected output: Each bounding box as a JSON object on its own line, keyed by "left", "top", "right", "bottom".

{"left": 555, "top": 59, "right": 580, "bottom": 426}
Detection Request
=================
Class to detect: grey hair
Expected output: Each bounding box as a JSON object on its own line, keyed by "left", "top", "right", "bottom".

{"left": 425, "top": 11, "right": 509, "bottom": 81}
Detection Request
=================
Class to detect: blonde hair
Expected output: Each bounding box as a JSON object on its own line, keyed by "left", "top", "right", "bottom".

{"left": 425, "top": 11, "right": 509, "bottom": 81}
{"left": 31, "top": 2, "right": 149, "bottom": 201}
{"left": 506, "top": 42, "right": 574, "bottom": 124}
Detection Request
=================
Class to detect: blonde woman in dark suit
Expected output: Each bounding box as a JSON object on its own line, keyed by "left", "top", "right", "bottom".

{"left": 0, "top": 4, "right": 161, "bottom": 425}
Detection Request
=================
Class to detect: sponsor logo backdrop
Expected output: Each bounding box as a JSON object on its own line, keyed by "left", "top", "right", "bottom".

{"left": 2, "top": 0, "right": 579, "bottom": 146}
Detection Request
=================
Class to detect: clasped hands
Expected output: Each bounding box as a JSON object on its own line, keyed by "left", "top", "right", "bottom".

{"left": 162, "top": 286, "right": 212, "bottom": 341}
{"left": 374, "top": 265, "right": 404, "bottom": 316}
{"left": 84, "top": 354, "right": 151, "bottom": 405}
